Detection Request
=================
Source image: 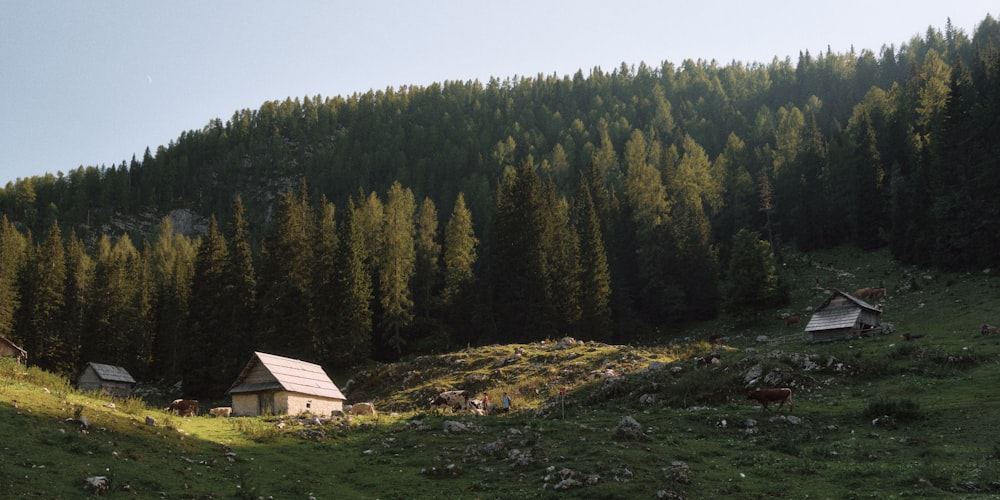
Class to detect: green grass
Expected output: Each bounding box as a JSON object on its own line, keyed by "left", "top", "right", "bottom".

{"left": 3, "top": 246, "right": 1000, "bottom": 497}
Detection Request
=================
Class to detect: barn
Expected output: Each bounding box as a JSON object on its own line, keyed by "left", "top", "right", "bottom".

{"left": 0, "top": 336, "right": 27, "bottom": 364}
{"left": 805, "top": 290, "right": 884, "bottom": 342}
{"left": 77, "top": 362, "right": 137, "bottom": 397}
{"left": 226, "top": 352, "right": 345, "bottom": 417}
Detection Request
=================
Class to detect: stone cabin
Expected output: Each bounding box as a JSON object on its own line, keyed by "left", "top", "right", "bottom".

{"left": 227, "top": 352, "right": 345, "bottom": 417}
{"left": 77, "top": 362, "right": 137, "bottom": 397}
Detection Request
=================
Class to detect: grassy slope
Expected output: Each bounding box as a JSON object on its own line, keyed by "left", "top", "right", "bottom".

{"left": 3, "top": 247, "right": 1000, "bottom": 499}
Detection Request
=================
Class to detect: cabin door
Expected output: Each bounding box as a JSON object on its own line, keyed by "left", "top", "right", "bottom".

{"left": 258, "top": 392, "right": 275, "bottom": 415}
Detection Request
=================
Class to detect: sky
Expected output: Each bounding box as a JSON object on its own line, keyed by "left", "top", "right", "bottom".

{"left": 1, "top": 1, "right": 996, "bottom": 186}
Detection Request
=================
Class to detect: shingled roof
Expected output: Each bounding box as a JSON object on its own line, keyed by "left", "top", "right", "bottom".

{"left": 805, "top": 290, "right": 881, "bottom": 332}
{"left": 227, "top": 352, "right": 345, "bottom": 400}
{"left": 85, "top": 362, "right": 137, "bottom": 384}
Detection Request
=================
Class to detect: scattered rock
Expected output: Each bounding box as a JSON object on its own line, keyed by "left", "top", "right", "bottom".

{"left": 613, "top": 416, "right": 646, "bottom": 440}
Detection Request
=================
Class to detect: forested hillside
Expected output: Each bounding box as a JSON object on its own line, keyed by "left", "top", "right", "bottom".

{"left": 0, "top": 16, "right": 998, "bottom": 397}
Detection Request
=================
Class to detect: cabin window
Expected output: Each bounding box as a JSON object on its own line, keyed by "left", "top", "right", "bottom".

{"left": 306, "top": 401, "right": 312, "bottom": 409}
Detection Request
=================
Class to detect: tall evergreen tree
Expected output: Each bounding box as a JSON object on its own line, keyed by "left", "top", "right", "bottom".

{"left": 724, "top": 229, "right": 787, "bottom": 323}
{"left": 186, "top": 217, "right": 228, "bottom": 395}
{"left": 574, "top": 175, "right": 612, "bottom": 340}
{"left": 20, "top": 222, "right": 67, "bottom": 373}
{"left": 329, "top": 198, "right": 373, "bottom": 367}
{"left": 150, "top": 217, "right": 196, "bottom": 385}
{"left": 413, "top": 197, "right": 441, "bottom": 321}
{"left": 441, "top": 193, "right": 479, "bottom": 344}
{"left": 0, "top": 216, "right": 27, "bottom": 339}
{"left": 492, "top": 158, "right": 555, "bottom": 342}
{"left": 378, "top": 182, "right": 416, "bottom": 357}
{"left": 221, "top": 196, "right": 258, "bottom": 380}
{"left": 258, "top": 185, "right": 316, "bottom": 361}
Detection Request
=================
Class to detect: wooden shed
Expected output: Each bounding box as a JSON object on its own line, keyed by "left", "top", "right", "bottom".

{"left": 805, "top": 290, "right": 884, "bottom": 342}
{"left": 77, "top": 362, "right": 137, "bottom": 397}
{"left": 0, "top": 336, "right": 27, "bottom": 364}
{"left": 226, "top": 352, "right": 345, "bottom": 417}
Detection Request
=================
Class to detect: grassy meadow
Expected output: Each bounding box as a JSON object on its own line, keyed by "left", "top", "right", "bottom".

{"left": 2, "top": 247, "right": 1000, "bottom": 498}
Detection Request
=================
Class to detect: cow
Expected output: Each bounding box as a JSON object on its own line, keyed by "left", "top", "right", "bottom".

{"left": 901, "top": 332, "right": 924, "bottom": 341}
{"left": 429, "top": 390, "right": 472, "bottom": 412}
{"left": 853, "top": 287, "right": 872, "bottom": 300}
{"left": 350, "top": 402, "right": 377, "bottom": 416}
{"left": 869, "top": 288, "right": 886, "bottom": 301}
{"left": 167, "top": 399, "right": 199, "bottom": 417}
{"left": 209, "top": 406, "right": 232, "bottom": 418}
{"left": 747, "top": 388, "right": 793, "bottom": 412}
{"left": 696, "top": 353, "right": 721, "bottom": 366}
{"left": 708, "top": 333, "right": 723, "bottom": 345}
{"left": 982, "top": 324, "right": 1000, "bottom": 336}
{"left": 785, "top": 315, "right": 801, "bottom": 327}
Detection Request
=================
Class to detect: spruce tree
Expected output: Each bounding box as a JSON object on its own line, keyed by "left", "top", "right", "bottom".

{"left": 330, "top": 198, "right": 373, "bottom": 366}
{"left": 378, "top": 182, "right": 416, "bottom": 356}
{"left": 186, "top": 217, "right": 228, "bottom": 395}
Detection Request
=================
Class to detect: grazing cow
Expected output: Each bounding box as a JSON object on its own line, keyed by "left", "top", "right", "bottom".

{"left": 209, "top": 406, "right": 232, "bottom": 418}
{"left": 982, "top": 324, "right": 1000, "bottom": 336}
{"left": 350, "top": 402, "right": 377, "bottom": 416}
{"left": 747, "top": 388, "right": 793, "bottom": 412}
{"left": 853, "top": 287, "right": 872, "bottom": 300}
{"left": 708, "top": 333, "right": 723, "bottom": 345}
{"left": 430, "top": 390, "right": 472, "bottom": 412}
{"left": 869, "top": 288, "right": 886, "bottom": 301}
{"left": 168, "top": 399, "right": 199, "bottom": 417}
{"left": 785, "top": 315, "right": 801, "bottom": 327}
{"left": 696, "top": 353, "right": 721, "bottom": 366}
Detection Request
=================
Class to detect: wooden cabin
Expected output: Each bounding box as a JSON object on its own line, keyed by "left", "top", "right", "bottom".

{"left": 804, "top": 290, "right": 884, "bottom": 342}
{"left": 0, "top": 336, "right": 27, "bottom": 364}
{"left": 227, "top": 352, "right": 345, "bottom": 417}
{"left": 77, "top": 362, "right": 137, "bottom": 397}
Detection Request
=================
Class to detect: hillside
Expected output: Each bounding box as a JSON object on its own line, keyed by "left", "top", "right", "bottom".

{"left": 3, "top": 247, "right": 1000, "bottom": 498}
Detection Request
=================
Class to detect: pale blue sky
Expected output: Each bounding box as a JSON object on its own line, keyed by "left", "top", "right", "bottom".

{"left": 1, "top": 1, "right": 996, "bottom": 185}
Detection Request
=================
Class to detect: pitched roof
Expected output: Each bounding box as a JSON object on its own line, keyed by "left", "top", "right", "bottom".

{"left": 805, "top": 290, "right": 881, "bottom": 332}
{"left": 85, "top": 362, "right": 136, "bottom": 384}
{"left": 227, "top": 352, "right": 345, "bottom": 400}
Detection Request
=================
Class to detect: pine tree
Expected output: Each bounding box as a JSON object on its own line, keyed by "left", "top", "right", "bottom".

{"left": 574, "top": 175, "right": 612, "bottom": 340}
{"left": 492, "top": 158, "right": 555, "bottom": 341}
{"left": 724, "top": 229, "right": 788, "bottom": 323}
{"left": 186, "top": 217, "right": 228, "bottom": 395}
{"left": 0, "top": 216, "right": 27, "bottom": 339}
{"left": 258, "top": 185, "right": 316, "bottom": 361}
{"left": 150, "top": 217, "right": 195, "bottom": 385}
{"left": 62, "top": 230, "right": 92, "bottom": 373}
{"left": 441, "top": 193, "right": 479, "bottom": 344}
{"left": 413, "top": 197, "right": 441, "bottom": 322}
{"left": 378, "top": 182, "right": 416, "bottom": 357}
{"left": 329, "top": 198, "right": 373, "bottom": 366}
{"left": 222, "top": 196, "right": 258, "bottom": 381}
{"left": 25, "top": 222, "right": 67, "bottom": 373}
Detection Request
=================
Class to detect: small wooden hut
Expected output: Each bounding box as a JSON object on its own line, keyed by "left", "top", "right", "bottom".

{"left": 227, "top": 352, "right": 345, "bottom": 417}
{"left": 805, "top": 290, "right": 883, "bottom": 342}
{"left": 77, "top": 362, "right": 137, "bottom": 397}
{"left": 0, "top": 336, "right": 27, "bottom": 364}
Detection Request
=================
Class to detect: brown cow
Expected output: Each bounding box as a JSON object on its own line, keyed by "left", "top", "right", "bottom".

{"left": 747, "top": 388, "right": 793, "bottom": 412}
{"left": 982, "top": 324, "right": 1000, "bottom": 336}
{"left": 430, "top": 390, "right": 472, "bottom": 412}
{"left": 785, "top": 315, "right": 801, "bottom": 327}
{"left": 853, "top": 287, "right": 872, "bottom": 300}
{"left": 901, "top": 332, "right": 924, "bottom": 341}
{"left": 168, "top": 399, "right": 199, "bottom": 417}
{"left": 869, "top": 288, "right": 886, "bottom": 301}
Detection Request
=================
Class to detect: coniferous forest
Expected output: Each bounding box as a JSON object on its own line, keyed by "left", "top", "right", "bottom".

{"left": 1, "top": 17, "right": 998, "bottom": 396}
